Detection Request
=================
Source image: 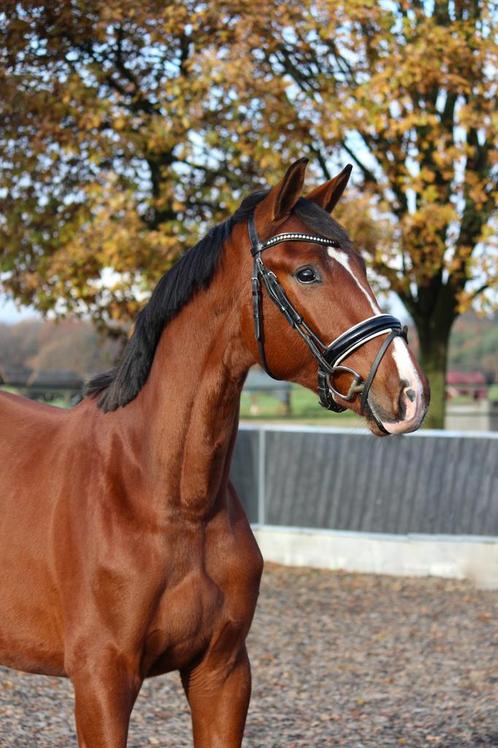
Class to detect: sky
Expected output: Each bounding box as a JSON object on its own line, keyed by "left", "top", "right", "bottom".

{"left": 0, "top": 296, "right": 38, "bottom": 323}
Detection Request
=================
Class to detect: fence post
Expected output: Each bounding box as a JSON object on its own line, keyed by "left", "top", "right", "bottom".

{"left": 257, "top": 427, "right": 266, "bottom": 525}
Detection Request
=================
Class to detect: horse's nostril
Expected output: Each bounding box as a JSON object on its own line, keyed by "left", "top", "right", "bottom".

{"left": 405, "top": 388, "right": 416, "bottom": 403}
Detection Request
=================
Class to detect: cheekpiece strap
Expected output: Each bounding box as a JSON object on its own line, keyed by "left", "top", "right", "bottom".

{"left": 248, "top": 214, "right": 262, "bottom": 255}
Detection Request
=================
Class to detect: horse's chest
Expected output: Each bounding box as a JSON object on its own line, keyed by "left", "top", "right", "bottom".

{"left": 142, "top": 569, "right": 217, "bottom": 674}
{"left": 143, "top": 524, "right": 262, "bottom": 675}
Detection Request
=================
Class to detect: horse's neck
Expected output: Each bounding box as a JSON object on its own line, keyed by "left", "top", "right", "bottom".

{"left": 134, "top": 264, "right": 252, "bottom": 518}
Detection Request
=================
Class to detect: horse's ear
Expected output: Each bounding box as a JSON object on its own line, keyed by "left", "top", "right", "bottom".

{"left": 262, "top": 158, "right": 308, "bottom": 222}
{"left": 306, "top": 164, "right": 353, "bottom": 213}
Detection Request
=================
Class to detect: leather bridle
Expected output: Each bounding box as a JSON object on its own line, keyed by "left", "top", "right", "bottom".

{"left": 248, "top": 214, "right": 408, "bottom": 430}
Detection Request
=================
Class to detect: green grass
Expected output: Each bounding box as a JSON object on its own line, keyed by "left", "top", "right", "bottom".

{"left": 240, "top": 385, "right": 363, "bottom": 427}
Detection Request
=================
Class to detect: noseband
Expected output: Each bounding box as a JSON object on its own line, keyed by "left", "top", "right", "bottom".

{"left": 248, "top": 214, "right": 408, "bottom": 426}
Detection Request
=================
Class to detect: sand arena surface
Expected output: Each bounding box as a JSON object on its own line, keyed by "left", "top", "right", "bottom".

{"left": 0, "top": 564, "right": 497, "bottom": 747}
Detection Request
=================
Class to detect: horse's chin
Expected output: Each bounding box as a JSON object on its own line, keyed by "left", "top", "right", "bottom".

{"left": 362, "top": 394, "right": 428, "bottom": 436}
{"left": 365, "top": 415, "right": 391, "bottom": 437}
{"left": 364, "top": 410, "right": 426, "bottom": 436}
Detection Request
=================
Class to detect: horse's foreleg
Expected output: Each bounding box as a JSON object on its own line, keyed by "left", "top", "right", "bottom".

{"left": 69, "top": 652, "right": 142, "bottom": 748}
{"left": 181, "top": 645, "right": 251, "bottom": 748}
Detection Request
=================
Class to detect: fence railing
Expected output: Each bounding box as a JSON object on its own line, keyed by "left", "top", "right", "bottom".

{"left": 230, "top": 424, "right": 498, "bottom": 537}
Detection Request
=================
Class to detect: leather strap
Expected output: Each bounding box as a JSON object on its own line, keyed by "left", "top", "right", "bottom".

{"left": 360, "top": 326, "right": 408, "bottom": 413}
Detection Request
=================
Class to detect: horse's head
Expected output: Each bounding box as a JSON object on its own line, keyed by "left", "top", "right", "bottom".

{"left": 241, "top": 158, "right": 429, "bottom": 436}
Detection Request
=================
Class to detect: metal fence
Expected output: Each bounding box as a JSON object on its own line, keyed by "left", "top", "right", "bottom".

{"left": 230, "top": 424, "right": 498, "bottom": 536}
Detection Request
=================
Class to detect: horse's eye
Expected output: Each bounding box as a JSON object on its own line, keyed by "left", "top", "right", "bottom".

{"left": 295, "top": 266, "right": 320, "bottom": 284}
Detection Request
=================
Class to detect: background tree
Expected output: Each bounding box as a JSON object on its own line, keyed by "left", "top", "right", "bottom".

{"left": 0, "top": 319, "right": 120, "bottom": 377}
{"left": 0, "top": 0, "right": 312, "bottom": 333}
{"left": 1, "top": 0, "right": 496, "bottom": 427}
{"left": 239, "top": 0, "right": 497, "bottom": 426}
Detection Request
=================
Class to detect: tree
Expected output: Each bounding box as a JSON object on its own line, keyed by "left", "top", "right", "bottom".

{"left": 0, "top": 318, "right": 120, "bottom": 376}
{"left": 1, "top": 1, "right": 496, "bottom": 427}
{"left": 238, "top": 0, "right": 497, "bottom": 427}
{"left": 0, "top": 0, "right": 308, "bottom": 332}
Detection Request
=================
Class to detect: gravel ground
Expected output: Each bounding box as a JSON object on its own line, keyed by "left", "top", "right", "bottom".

{"left": 0, "top": 563, "right": 497, "bottom": 747}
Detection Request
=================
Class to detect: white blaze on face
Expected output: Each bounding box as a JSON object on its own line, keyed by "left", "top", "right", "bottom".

{"left": 392, "top": 337, "right": 422, "bottom": 389}
{"left": 328, "top": 245, "right": 425, "bottom": 429}
{"left": 327, "top": 247, "right": 381, "bottom": 316}
{"left": 389, "top": 336, "right": 426, "bottom": 427}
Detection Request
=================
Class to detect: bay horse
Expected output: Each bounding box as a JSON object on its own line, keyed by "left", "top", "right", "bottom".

{"left": 0, "top": 159, "right": 429, "bottom": 747}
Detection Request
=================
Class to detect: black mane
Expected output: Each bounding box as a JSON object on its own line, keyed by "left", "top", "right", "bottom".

{"left": 86, "top": 193, "right": 347, "bottom": 412}
{"left": 86, "top": 190, "right": 268, "bottom": 411}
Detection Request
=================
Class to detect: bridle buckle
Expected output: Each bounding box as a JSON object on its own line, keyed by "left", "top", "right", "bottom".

{"left": 326, "top": 366, "right": 364, "bottom": 403}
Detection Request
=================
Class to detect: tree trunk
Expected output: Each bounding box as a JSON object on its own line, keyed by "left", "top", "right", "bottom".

{"left": 416, "top": 323, "right": 453, "bottom": 430}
